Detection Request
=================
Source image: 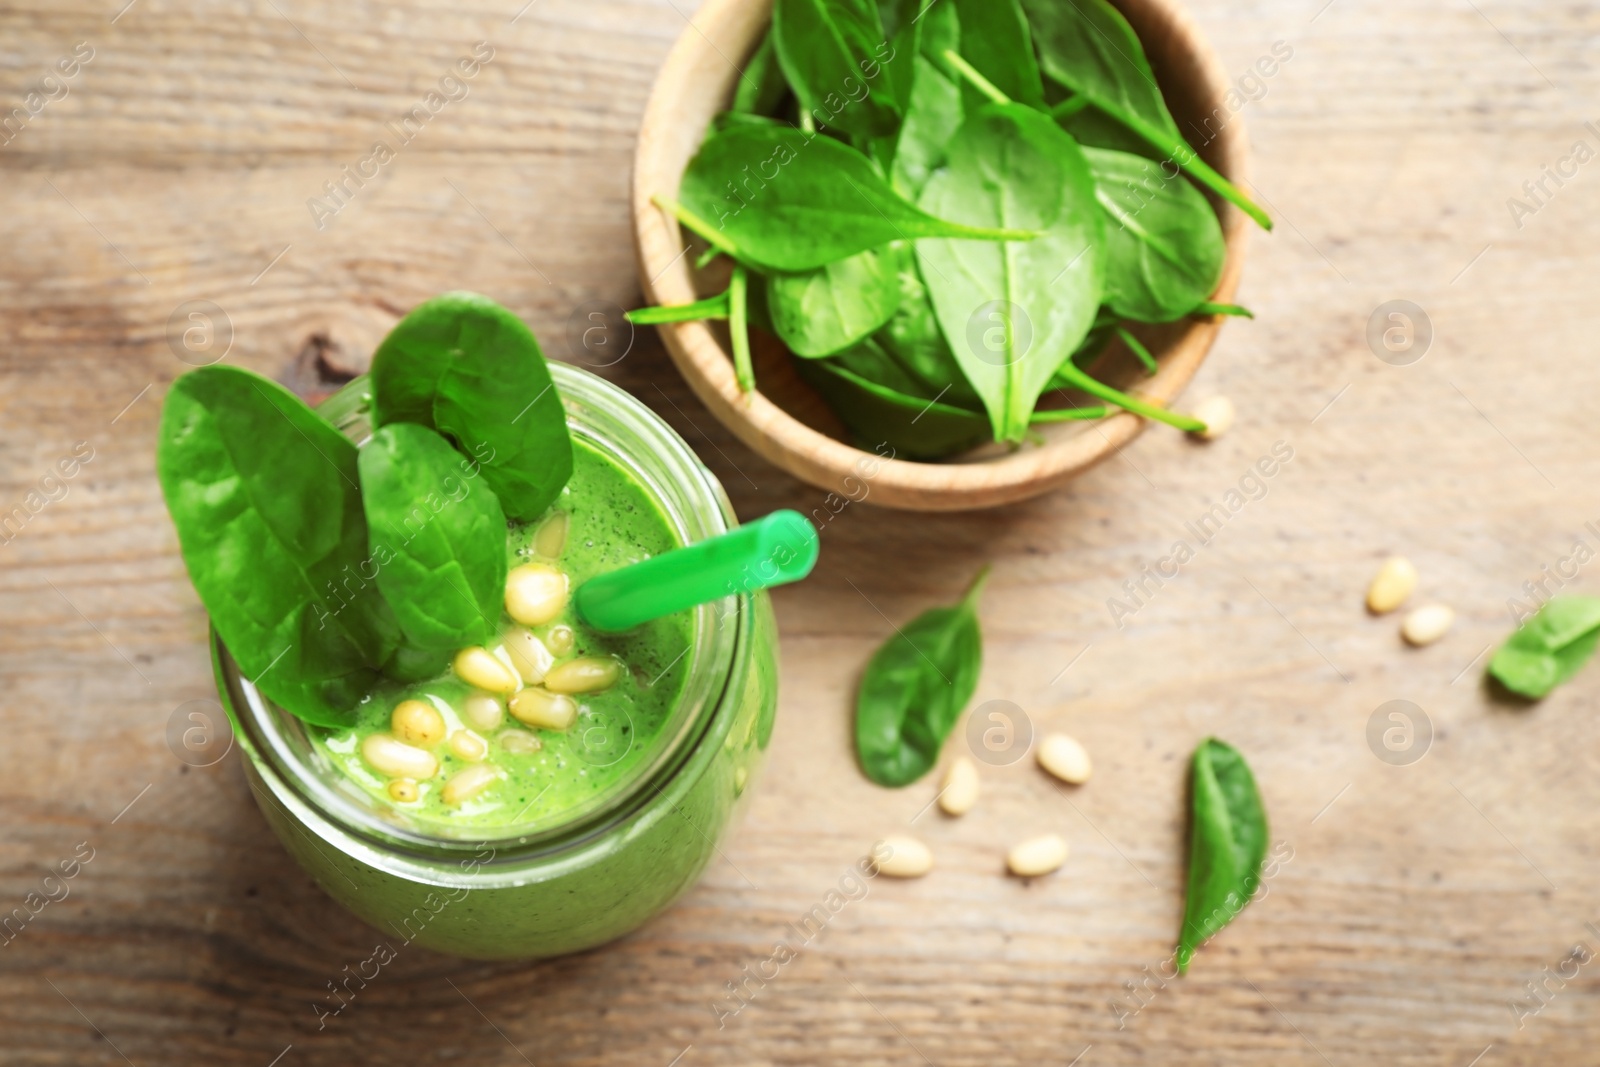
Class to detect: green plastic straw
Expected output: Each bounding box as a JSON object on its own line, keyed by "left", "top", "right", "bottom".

{"left": 574, "top": 509, "right": 820, "bottom": 633}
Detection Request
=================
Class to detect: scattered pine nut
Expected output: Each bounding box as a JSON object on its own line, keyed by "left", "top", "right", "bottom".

{"left": 505, "top": 563, "right": 569, "bottom": 626}
{"left": 441, "top": 763, "right": 500, "bottom": 806}
{"left": 1366, "top": 556, "right": 1418, "bottom": 614}
{"left": 939, "top": 756, "right": 980, "bottom": 816}
{"left": 453, "top": 647, "right": 519, "bottom": 694}
{"left": 461, "top": 692, "right": 506, "bottom": 732}
{"left": 386, "top": 778, "right": 419, "bottom": 803}
{"left": 874, "top": 835, "right": 933, "bottom": 878}
{"left": 547, "top": 625, "right": 576, "bottom": 657}
{"left": 1190, "top": 395, "right": 1235, "bottom": 440}
{"left": 1007, "top": 834, "right": 1068, "bottom": 878}
{"left": 1402, "top": 603, "right": 1455, "bottom": 646}
{"left": 1037, "top": 733, "right": 1093, "bottom": 785}
{"left": 361, "top": 734, "right": 439, "bottom": 780}
{"left": 497, "top": 728, "right": 543, "bottom": 755}
{"left": 448, "top": 730, "right": 489, "bottom": 762}
{"left": 545, "top": 657, "right": 622, "bottom": 694}
{"left": 390, "top": 699, "right": 446, "bottom": 748}
{"left": 504, "top": 627, "right": 554, "bottom": 685}
{"left": 534, "top": 512, "right": 569, "bottom": 559}
{"left": 508, "top": 688, "right": 578, "bottom": 730}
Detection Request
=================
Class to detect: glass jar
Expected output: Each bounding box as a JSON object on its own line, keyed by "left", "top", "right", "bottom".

{"left": 215, "top": 361, "right": 779, "bottom": 960}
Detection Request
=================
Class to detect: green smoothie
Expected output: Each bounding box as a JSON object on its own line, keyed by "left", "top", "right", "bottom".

{"left": 310, "top": 438, "right": 696, "bottom": 835}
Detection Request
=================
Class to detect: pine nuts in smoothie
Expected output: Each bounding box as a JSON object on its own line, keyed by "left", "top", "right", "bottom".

{"left": 448, "top": 730, "right": 490, "bottom": 762}
{"left": 1037, "top": 733, "right": 1093, "bottom": 784}
{"left": 441, "top": 763, "right": 501, "bottom": 806}
{"left": 505, "top": 562, "right": 569, "bottom": 626}
{"left": 939, "top": 756, "right": 980, "bottom": 816}
{"left": 547, "top": 625, "right": 575, "bottom": 656}
{"left": 462, "top": 692, "right": 506, "bottom": 732}
{"left": 1190, "top": 395, "right": 1235, "bottom": 440}
{"left": 545, "top": 657, "right": 622, "bottom": 694}
{"left": 497, "top": 728, "right": 543, "bottom": 755}
{"left": 509, "top": 688, "right": 578, "bottom": 730}
{"left": 361, "top": 733, "right": 439, "bottom": 780}
{"left": 534, "top": 511, "right": 569, "bottom": 559}
{"left": 387, "top": 778, "right": 419, "bottom": 803}
{"left": 1401, "top": 604, "right": 1454, "bottom": 646}
{"left": 1366, "top": 556, "right": 1418, "bottom": 614}
{"left": 390, "top": 699, "right": 446, "bottom": 748}
{"left": 1007, "top": 834, "right": 1068, "bottom": 877}
{"left": 874, "top": 835, "right": 933, "bottom": 878}
{"left": 504, "top": 627, "right": 554, "bottom": 685}
{"left": 454, "top": 647, "right": 520, "bottom": 694}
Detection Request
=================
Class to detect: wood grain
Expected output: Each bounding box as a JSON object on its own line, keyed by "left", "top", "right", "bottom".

{"left": 3, "top": 1, "right": 1600, "bottom": 1064}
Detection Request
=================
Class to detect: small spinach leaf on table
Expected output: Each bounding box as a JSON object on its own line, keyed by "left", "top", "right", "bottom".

{"left": 370, "top": 291, "right": 572, "bottom": 522}
{"left": 1021, "top": 0, "right": 1271, "bottom": 230}
{"left": 157, "top": 366, "right": 394, "bottom": 727}
{"left": 951, "top": 0, "right": 1044, "bottom": 111}
{"left": 359, "top": 422, "right": 508, "bottom": 655}
{"left": 915, "top": 102, "right": 1105, "bottom": 442}
{"left": 767, "top": 244, "right": 902, "bottom": 357}
{"left": 772, "top": 0, "right": 901, "bottom": 158}
{"left": 1178, "top": 737, "right": 1268, "bottom": 973}
{"left": 1086, "top": 146, "right": 1226, "bottom": 322}
{"left": 673, "top": 124, "right": 1036, "bottom": 273}
{"left": 1487, "top": 596, "right": 1600, "bottom": 699}
{"left": 855, "top": 567, "right": 988, "bottom": 786}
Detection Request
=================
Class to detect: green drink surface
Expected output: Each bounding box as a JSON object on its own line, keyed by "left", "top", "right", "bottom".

{"left": 310, "top": 438, "right": 694, "bottom": 833}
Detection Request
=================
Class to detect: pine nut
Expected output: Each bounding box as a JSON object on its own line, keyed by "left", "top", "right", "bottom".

{"left": 504, "top": 627, "right": 553, "bottom": 685}
{"left": 1037, "top": 733, "right": 1093, "bottom": 784}
{"left": 534, "top": 511, "right": 569, "bottom": 559}
{"left": 390, "top": 699, "right": 446, "bottom": 748}
{"left": 547, "top": 625, "right": 575, "bottom": 656}
{"left": 544, "top": 657, "right": 622, "bottom": 694}
{"left": 1366, "top": 556, "right": 1418, "bottom": 614}
{"left": 1007, "top": 834, "right": 1068, "bottom": 878}
{"left": 874, "top": 835, "right": 933, "bottom": 878}
{"left": 1190, "top": 395, "right": 1235, "bottom": 440}
{"left": 441, "top": 763, "right": 500, "bottom": 806}
{"left": 1402, "top": 603, "right": 1454, "bottom": 646}
{"left": 497, "top": 728, "right": 543, "bottom": 755}
{"left": 387, "top": 778, "right": 419, "bottom": 803}
{"left": 453, "top": 647, "right": 519, "bottom": 694}
{"left": 505, "top": 563, "right": 568, "bottom": 626}
{"left": 361, "top": 733, "right": 439, "bottom": 780}
{"left": 461, "top": 692, "right": 505, "bottom": 732}
{"left": 448, "top": 729, "right": 489, "bottom": 762}
{"left": 508, "top": 687, "right": 577, "bottom": 730}
{"left": 939, "top": 756, "right": 980, "bottom": 816}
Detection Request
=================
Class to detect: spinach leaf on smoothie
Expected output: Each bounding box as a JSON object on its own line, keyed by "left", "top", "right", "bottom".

{"left": 370, "top": 291, "right": 572, "bottom": 522}
{"left": 1178, "top": 737, "right": 1268, "bottom": 973}
{"left": 157, "top": 366, "right": 394, "bottom": 727}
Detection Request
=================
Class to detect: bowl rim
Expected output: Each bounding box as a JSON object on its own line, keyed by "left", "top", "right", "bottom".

{"left": 631, "top": 0, "right": 1252, "bottom": 511}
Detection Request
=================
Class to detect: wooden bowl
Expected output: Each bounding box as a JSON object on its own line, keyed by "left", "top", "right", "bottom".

{"left": 631, "top": 0, "right": 1251, "bottom": 511}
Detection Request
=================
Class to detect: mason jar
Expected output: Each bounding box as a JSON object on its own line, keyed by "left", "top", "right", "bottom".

{"left": 214, "top": 361, "right": 778, "bottom": 960}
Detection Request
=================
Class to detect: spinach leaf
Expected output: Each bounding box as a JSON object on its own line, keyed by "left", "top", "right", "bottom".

{"left": 158, "top": 366, "right": 393, "bottom": 727}
{"left": 1178, "top": 737, "right": 1268, "bottom": 973}
{"left": 799, "top": 340, "right": 992, "bottom": 459}
{"left": 359, "top": 422, "right": 508, "bottom": 654}
{"left": 855, "top": 566, "right": 988, "bottom": 786}
{"left": 772, "top": 0, "right": 901, "bottom": 159}
{"left": 672, "top": 124, "right": 1037, "bottom": 274}
{"left": 732, "top": 31, "right": 790, "bottom": 116}
{"left": 915, "top": 102, "right": 1105, "bottom": 441}
{"left": 730, "top": 264, "right": 755, "bottom": 391}
{"left": 952, "top": 0, "right": 1044, "bottom": 110}
{"left": 1086, "top": 146, "right": 1226, "bottom": 323}
{"left": 1487, "top": 597, "right": 1600, "bottom": 699}
{"left": 369, "top": 291, "right": 572, "bottom": 522}
{"left": 767, "top": 244, "right": 902, "bottom": 357}
{"left": 626, "top": 290, "right": 731, "bottom": 324}
{"left": 1021, "top": 0, "right": 1271, "bottom": 230}
{"left": 1194, "top": 301, "right": 1253, "bottom": 318}
{"left": 877, "top": 261, "right": 981, "bottom": 408}
{"left": 889, "top": 0, "right": 962, "bottom": 198}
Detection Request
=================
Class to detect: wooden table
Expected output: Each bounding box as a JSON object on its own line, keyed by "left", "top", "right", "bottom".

{"left": 3, "top": 1, "right": 1596, "bottom": 1064}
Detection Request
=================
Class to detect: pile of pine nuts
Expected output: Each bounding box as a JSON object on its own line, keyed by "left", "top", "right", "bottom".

{"left": 1366, "top": 554, "right": 1454, "bottom": 646}
{"left": 357, "top": 513, "right": 626, "bottom": 808}
{"left": 874, "top": 730, "right": 1093, "bottom": 881}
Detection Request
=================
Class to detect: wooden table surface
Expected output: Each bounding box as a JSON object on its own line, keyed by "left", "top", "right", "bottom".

{"left": 4, "top": 1, "right": 1598, "bottom": 1064}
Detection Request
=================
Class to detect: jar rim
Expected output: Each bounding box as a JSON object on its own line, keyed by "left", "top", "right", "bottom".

{"left": 222, "top": 361, "right": 741, "bottom": 856}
